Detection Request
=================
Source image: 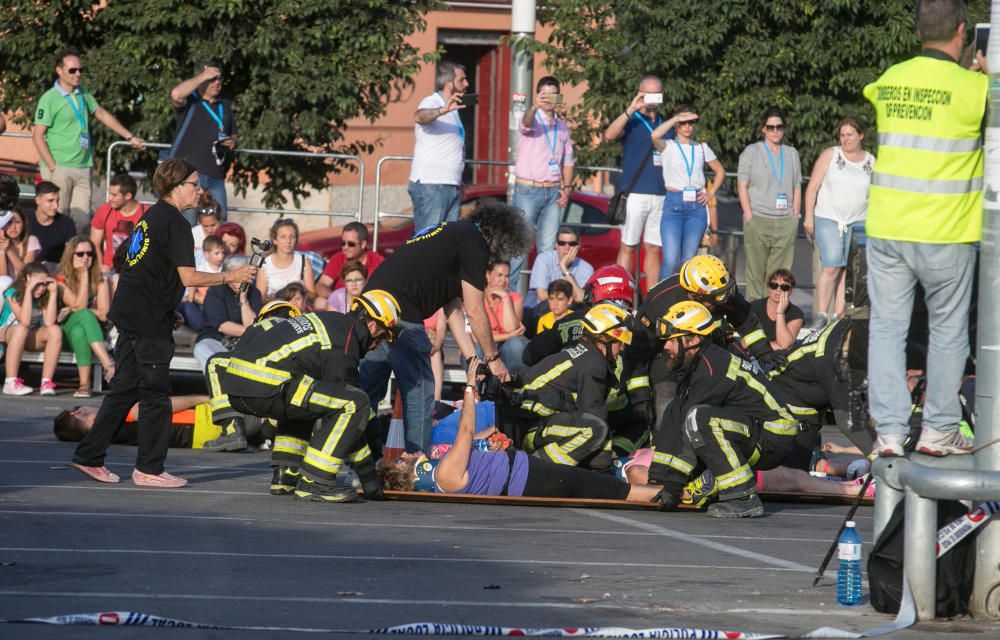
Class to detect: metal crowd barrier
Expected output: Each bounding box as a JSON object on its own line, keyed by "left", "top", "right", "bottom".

{"left": 872, "top": 455, "right": 1000, "bottom": 620}
{"left": 106, "top": 140, "right": 366, "bottom": 223}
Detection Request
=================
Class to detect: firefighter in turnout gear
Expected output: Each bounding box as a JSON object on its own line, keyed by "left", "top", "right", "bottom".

{"left": 649, "top": 301, "right": 799, "bottom": 518}
{"left": 768, "top": 318, "right": 875, "bottom": 465}
{"left": 206, "top": 290, "right": 402, "bottom": 503}
{"left": 509, "top": 303, "right": 633, "bottom": 469}
{"left": 623, "top": 255, "right": 785, "bottom": 432}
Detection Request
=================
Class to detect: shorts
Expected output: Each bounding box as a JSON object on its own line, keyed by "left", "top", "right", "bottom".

{"left": 814, "top": 217, "right": 864, "bottom": 268}
{"left": 621, "top": 193, "right": 665, "bottom": 247}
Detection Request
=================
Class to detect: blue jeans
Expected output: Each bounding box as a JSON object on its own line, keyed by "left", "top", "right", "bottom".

{"left": 509, "top": 184, "right": 562, "bottom": 291}
{"left": 408, "top": 181, "right": 460, "bottom": 235}
{"left": 867, "top": 238, "right": 975, "bottom": 436}
{"left": 659, "top": 191, "right": 708, "bottom": 279}
{"left": 359, "top": 321, "right": 435, "bottom": 452}
{"left": 193, "top": 338, "right": 227, "bottom": 371}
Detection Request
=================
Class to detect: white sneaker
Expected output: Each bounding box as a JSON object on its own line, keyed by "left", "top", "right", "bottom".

{"left": 916, "top": 427, "right": 975, "bottom": 456}
{"left": 874, "top": 433, "right": 906, "bottom": 457}
{"left": 3, "top": 378, "right": 33, "bottom": 396}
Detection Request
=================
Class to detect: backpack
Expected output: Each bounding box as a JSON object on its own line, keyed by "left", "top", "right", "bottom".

{"left": 868, "top": 500, "right": 978, "bottom": 618}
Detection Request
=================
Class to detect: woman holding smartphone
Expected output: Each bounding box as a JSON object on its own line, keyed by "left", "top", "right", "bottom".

{"left": 650, "top": 105, "right": 725, "bottom": 279}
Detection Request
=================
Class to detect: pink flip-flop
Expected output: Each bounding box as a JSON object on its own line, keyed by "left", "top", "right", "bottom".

{"left": 72, "top": 463, "right": 120, "bottom": 484}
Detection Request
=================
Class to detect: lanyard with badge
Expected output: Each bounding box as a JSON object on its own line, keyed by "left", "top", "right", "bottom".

{"left": 194, "top": 92, "right": 226, "bottom": 141}
{"left": 435, "top": 92, "right": 465, "bottom": 142}
{"left": 538, "top": 112, "right": 562, "bottom": 179}
{"left": 632, "top": 112, "right": 663, "bottom": 167}
{"left": 63, "top": 91, "right": 89, "bottom": 150}
{"left": 674, "top": 139, "right": 699, "bottom": 202}
{"left": 762, "top": 142, "right": 788, "bottom": 211}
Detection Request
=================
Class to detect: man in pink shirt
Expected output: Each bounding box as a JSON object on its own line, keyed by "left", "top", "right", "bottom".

{"left": 90, "top": 173, "right": 147, "bottom": 272}
{"left": 509, "top": 76, "right": 575, "bottom": 291}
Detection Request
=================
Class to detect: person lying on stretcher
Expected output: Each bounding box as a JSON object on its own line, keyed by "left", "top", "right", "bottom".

{"left": 379, "top": 358, "right": 662, "bottom": 503}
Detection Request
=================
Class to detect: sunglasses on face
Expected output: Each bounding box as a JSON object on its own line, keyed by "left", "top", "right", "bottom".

{"left": 678, "top": 119, "right": 699, "bottom": 126}
{"left": 557, "top": 240, "right": 579, "bottom": 247}
{"left": 764, "top": 124, "right": 786, "bottom": 132}
{"left": 66, "top": 67, "right": 84, "bottom": 74}
{"left": 74, "top": 251, "right": 95, "bottom": 258}
{"left": 342, "top": 240, "right": 360, "bottom": 248}
{"left": 768, "top": 282, "right": 792, "bottom": 291}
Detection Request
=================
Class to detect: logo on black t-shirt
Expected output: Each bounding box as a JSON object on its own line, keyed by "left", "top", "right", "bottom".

{"left": 126, "top": 220, "right": 151, "bottom": 267}
{"left": 407, "top": 222, "right": 446, "bottom": 244}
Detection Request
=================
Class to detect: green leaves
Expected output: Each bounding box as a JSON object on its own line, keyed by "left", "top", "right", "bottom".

{"left": 0, "top": 0, "right": 440, "bottom": 208}
{"left": 531, "top": 0, "right": 989, "bottom": 175}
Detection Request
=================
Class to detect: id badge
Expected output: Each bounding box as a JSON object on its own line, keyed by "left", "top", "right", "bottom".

{"left": 79, "top": 132, "right": 90, "bottom": 150}
{"left": 652, "top": 150, "right": 662, "bottom": 167}
{"left": 218, "top": 131, "right": 228, "bottom": 142}
{"left": 683, "top": 187, "right": 698, "bottom": 203}
{"left": 548, "top": 158, "right": 561, "bottom": 179}
{"left": 776, "top": 193, "right": 789, "bottom": 211}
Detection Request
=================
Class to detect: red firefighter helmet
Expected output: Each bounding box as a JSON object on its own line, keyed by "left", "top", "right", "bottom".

{"left": 585, "top": 264, "right": 637, "bottom": 311}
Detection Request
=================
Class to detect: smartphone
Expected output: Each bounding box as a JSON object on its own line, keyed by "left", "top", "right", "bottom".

{"left": 549, "top": 94, "right": 564, "bottom": 105}
{"left": 643, "top": 92, "right": 663, "bottom": 105}
{"left": 460, "top": 93, "right": 479, "bottom": 107}
{"left": 976, "top": 23, "right": 990, "bottom": 56}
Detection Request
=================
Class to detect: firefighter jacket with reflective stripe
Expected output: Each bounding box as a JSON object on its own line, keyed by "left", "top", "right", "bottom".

{"left": 623, "top": 275, "right": 771, "bottom": 405}
{"left": 515, "top": 341, "right": 613, "bottom": 420}
{"left": 767, "top": 319, "right": 852, "bottom": 424}
{"left": 219, "top": 311, "right": 372, "bottom": 398}
{"left": 665, "top": 343, "right": 798, "bottom": 441}
{"left": 863, "top": 52, "right": 987, "bottom": 243}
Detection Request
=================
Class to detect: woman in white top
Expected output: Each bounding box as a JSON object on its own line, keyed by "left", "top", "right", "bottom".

{"left": 651, "top": 104, "right": 726, "bottom": 279}
{"left": 803, "top": 118, "right": 875, "bottom": 327}
{"left": 256, "top": 218, "right": 326, "bottom": 309}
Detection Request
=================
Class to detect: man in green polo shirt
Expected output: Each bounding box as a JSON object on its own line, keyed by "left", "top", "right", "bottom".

{"left": 32, "top": 49, "right": 145, "bottom": 232}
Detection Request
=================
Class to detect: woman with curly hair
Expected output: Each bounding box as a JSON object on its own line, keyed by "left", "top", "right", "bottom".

{"left": 57, "top": 235, "right": 116, "bottom": 397}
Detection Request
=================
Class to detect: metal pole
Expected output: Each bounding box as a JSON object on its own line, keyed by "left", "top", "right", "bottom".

{"left": 903, "top": 489, "right": 938, "bottom": 621}
{"left": 973, "top": 0, "right": 1000, "bottom": 619}
{"left": 508, "top": 0, "right": 535, "bottom": 202}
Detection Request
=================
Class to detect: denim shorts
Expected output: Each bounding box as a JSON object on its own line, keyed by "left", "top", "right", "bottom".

{"left": 814, "top": 217, "right": 864, "bottom": 268}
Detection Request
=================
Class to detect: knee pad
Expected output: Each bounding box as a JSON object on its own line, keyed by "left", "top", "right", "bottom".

{"left": 683, "top": 405, "right": 711, "bottom": 447}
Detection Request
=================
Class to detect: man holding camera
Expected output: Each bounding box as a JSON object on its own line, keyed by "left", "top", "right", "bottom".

{"left": 509, "top": 76, "right": 575, "bottom": 292}
{"left": 409, "top": 61, "right": 469, "bottom": 233}
{"left": 604, "top": 76, "right": 669, "bottom": 287}
{"left": 169, "top": 61, "right": 238, "bottom": 221}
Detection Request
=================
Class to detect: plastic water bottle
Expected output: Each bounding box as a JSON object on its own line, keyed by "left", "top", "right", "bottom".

{"left": 837, "top": 521, "right": 863, "bottom": 606}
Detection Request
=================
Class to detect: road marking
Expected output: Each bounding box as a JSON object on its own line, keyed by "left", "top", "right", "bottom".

{"left": 0, "top": 546, "right": 806, "bottom": 572}
{"left": 576, "top": 510, "right": 814, "bottom": 573}
{"left": 0, "top": 590, "right": 660, "bottom": 612}
{"left": 0, "top": 509, "right": 867, "bottom": 543}
{"left": 724, "top": 608, "right": 858, "bottom": 617}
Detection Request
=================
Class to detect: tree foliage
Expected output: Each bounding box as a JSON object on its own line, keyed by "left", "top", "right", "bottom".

{"left": 528, "top": 0, "right": 989, "bottom": 175}
{"left": 0, "top": 0, "right": 440, "bottom": 207}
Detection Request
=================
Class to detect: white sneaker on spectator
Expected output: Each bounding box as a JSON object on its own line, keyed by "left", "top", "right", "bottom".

{"left": 39, "top": 380, "right": 57, "bottom": 396}
{"left": 916, "top": 427, "right": 975, "bottom": 457}
{"left": 874, "top": 433, "right": 906, "bottom": 457}
{"left": 810, "top": 312, "right": 828, "bottom": 330}
{"left": 3, "top": 378, "right": 33, "bottom": 396}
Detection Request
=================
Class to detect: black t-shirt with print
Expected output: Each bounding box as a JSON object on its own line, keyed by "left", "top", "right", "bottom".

{"left": 28, "top": 210, "right": 76, "bottom": 263}
{"left": 749, "top": 297, "right": 805, "bottom": 343}
{"left": 109, "top": 200, "right": 195, "bottom": 337}
{"left": 171, "top": 95, "right": 237, "bottom": 179}
{"left": 364, "top": 221, "right": 489, "bottom": 323}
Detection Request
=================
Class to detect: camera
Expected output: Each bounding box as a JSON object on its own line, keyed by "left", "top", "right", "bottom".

{"left": 460, "top": 92, "right": 479, "bottom": 107}
{"left": 643, "top": 92, "right": 663, "bottom": 105}
{"left": 476, "top": 363, "right": 504, "bottom": 401}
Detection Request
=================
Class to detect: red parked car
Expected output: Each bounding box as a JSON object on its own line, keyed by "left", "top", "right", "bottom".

{"left": 299, "top": 185, "right": 639, "bottom": 278}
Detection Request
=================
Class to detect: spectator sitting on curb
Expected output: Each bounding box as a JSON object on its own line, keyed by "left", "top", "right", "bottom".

{"left": 1, "top": 263, "right": 62, "bottom": 396}
{"left": 749, "top": 268, "right": 804, "bottom": 352}
{"left": 1, "top": 209, "right": 40, "bottom": 284}
{"left": 90, "top": 174, "right": 147, "bottom": 272}
{"left": 535, "top": 279, "right": 573, "bottom": 335}
{"left": 179, "top": 235, "right": 226, "bottom": 330}
{"left": 526, "top": 226, "right": 594, "bottom": 313}
{"left": 480, "top": 258, "right": 527, "bottom": 374}
{"left": 193, "top": 254, "right": 263, "bottom": 370}
{"left": 191, "top": 196, "right": 221, "bottom": 263}
{"left": 214, "top": 221, "right": 246, "bottom": 255}
{"left": 257, "top": 218, "right": 325, "bottom": 309}
{"left": 327, "top": 261, "right": 367, "bottom": 313}
{"left": 316, "top": 221, "right": 383, "bottom": 298}
{"left": 274, "top": 282, "right": 307, "bottom": 312}
{"left": 28, "top": 181, "right": 76, "bottom": 267}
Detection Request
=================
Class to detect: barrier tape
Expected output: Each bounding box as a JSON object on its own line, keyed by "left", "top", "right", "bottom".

{"left": 936, "top": 500, "right": 1000, "bottom": 558}
{"left": 0, "top": 613, "right": 783, "bottom": 638}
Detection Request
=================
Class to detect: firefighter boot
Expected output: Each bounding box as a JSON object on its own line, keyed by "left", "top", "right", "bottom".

{"left": 202, "top": 418, "right": 248, "bottom": 452}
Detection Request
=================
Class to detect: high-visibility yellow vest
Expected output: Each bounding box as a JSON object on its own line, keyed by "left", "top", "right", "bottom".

{"left": 863, "top": 55, "right": 987, "bottom": 243}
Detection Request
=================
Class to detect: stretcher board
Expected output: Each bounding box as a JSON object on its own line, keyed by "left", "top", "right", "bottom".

{"left": 384, "top": 490, "right": 873, "bottom": 509}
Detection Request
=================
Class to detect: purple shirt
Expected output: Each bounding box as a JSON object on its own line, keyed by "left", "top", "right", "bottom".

{"left": 515, "top": 111, "right": 575, "bottom": 182}
{"left": 449, "top": 450, "right": 529, "bottom": 497}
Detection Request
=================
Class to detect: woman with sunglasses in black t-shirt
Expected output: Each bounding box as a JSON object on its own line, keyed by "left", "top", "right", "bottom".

{"left": 749, "top": 268, "right": 804, "bottom": 352}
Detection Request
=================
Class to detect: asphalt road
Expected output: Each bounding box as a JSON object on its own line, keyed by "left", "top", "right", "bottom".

{"left": 1, "top": 392, "right": 997, "bottom": 639}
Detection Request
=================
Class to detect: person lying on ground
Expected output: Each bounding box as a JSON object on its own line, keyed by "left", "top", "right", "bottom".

{"left": 379, "top": 358, "right": 662, "bottom": 503}
{"left": 54, "top": 394, "right": 267, "bottom": 449}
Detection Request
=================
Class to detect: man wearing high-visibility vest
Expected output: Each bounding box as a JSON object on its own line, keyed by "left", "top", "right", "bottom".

{"left": 863, "top": 0, "right": 985, "bottom": 457}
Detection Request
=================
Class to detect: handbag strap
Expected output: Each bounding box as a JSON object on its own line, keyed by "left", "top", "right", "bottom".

{"left": 621, "top": 139, "right": 656, "bottom": 196}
